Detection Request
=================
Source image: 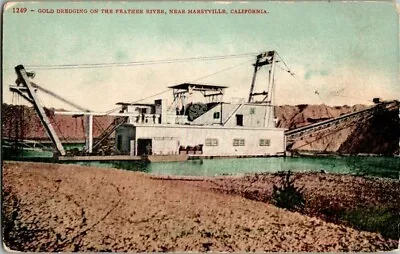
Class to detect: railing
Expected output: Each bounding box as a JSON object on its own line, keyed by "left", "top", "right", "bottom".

{"left": 128, "top": 113, "right": 161, "bottom": 124}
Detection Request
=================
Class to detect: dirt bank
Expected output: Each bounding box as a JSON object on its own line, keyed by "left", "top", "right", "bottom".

{"left": 2, "top": 162, "right": 398, "bottom": 252}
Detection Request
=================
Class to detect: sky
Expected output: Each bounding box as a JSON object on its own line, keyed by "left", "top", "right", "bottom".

{"left": 2, "top": 1, "right": 399, "bottom": 111}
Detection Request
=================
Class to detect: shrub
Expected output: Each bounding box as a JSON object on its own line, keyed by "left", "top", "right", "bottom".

{"left": 272, "top": 171, "right": 305, "bottom": 212}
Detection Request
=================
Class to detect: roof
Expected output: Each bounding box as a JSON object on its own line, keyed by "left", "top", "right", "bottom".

{"left": 116, "top": 102, "right": 154, "bottom": 107}
{"left": 168, "top": 83, "right": 227, "bottom": 91}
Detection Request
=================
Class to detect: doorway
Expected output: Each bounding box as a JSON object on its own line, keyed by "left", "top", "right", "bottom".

{"left": 236, "top": 114, "right": 243, "bottom": 126}
{"left": 137, "top": 139, "right": 152, "bottom": 155}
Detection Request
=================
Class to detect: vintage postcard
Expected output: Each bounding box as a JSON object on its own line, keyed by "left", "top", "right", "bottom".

{"left": 2, "top": 0, "right": 399, "bottom": 252}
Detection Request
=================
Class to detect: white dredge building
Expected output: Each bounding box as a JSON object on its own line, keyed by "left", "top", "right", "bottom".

{"left": 115, "top": 51, "right": 287, "bottom": 157}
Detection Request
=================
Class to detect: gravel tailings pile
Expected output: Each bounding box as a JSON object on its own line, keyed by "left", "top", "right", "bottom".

{"left": 2, "top": 161, "right": 398, "bottom": 252}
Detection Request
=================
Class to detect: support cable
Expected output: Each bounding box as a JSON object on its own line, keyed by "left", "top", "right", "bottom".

{"left": 104, "top": 89, "right": 172, "bottom": 115}
{"left": 35, "top": 92, "right": 69, "bottom": 143}
{"left": 93, "top": 117, "right": 106, "bottom": 133}
{"left": 191, "top": 59, "right": 253, "bottom": 82}
{"left": 275, "top": 63, "right": 324, "bottom": 103}
{"left": 25, "top": 53, "right": 257, "bottom": 70}
{"left": 276, "top": 53, "right": 372, "bottom": 104}
{"left": 50, "top": 117, "right": 69, "bottom": 144}
{"left": 105, "top": 59, "right": 253, "bottom": 115}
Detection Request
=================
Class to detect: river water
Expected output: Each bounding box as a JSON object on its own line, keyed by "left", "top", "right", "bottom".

{"left": 68, "top": 156, "right": 400, "bottom": 179}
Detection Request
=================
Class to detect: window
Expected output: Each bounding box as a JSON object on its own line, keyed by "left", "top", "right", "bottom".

{"left": 213, "top": 112, "right": 220, "bottom": 119}
{"left": 205, "top": 138, "right": 218, "bottom": 146}
{"left": 259, "top": 139, "right": 271, "bottom": 146}
{"left": 233, "top": 139, "right": 245, "bottom": 146}
{"left": 236, "top": 114, "right": 243, "bottom": 126}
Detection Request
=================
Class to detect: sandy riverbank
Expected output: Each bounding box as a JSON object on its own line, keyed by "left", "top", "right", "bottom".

{"left": 2, "top": 161, "right": 399, "bottom": 252}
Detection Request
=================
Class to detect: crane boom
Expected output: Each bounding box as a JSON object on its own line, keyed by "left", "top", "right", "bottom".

{"left": 30, "top": 82, "right": 91, "bottom": 112}
{"left": 12, "top": 65, "right": 66, "bottom": 156}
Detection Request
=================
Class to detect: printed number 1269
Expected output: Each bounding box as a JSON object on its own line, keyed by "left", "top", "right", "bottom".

{"left": 13, "top": 8, "right": 27, "bottom": 13}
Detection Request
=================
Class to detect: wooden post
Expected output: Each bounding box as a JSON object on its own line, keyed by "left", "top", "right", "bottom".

{"left": 264, "top": 51, "right": 276, "bottom": 128}
{"left": 84, "top": 115, "right": 93, "bottom": 153}
{"left": 248, "top": 55, "right": 261, "bottom": 103}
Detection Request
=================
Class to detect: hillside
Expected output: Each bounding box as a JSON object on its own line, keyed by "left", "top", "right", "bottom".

{"left": 276, "top": 103, "right": 399, "bottom": 154}
{"left": 2, "top": 103, "right": 399, "bottom": 154}
{"left": 2, "top": 104, "right": 115, "bottom": 142}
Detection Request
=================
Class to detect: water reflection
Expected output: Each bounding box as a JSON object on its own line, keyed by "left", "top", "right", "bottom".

{"left": 147, "top": 157, "right": 400, "bottom": 179}
{"left": 62, "top": 160, "right": 151, "bottom": 173}
{"left": 5, "top": 155, "right": 400, "bottom": 179}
